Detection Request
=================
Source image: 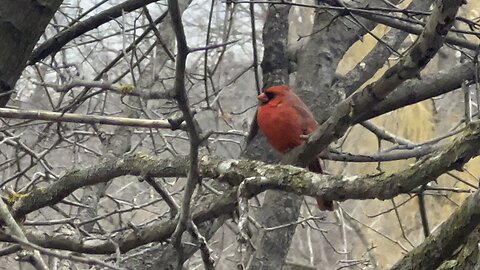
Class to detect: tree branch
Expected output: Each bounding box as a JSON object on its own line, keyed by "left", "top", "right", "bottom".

{"left": 28, "top": 0, "right": 160, "bottom": 64}
{"left": 334, "top": 0, "right": 434, "bottom": 96}
{"left": 0, "top": 198, "right": 48, "bottom": 270}
{"left": 357, "top": 62, "right": 476, "bottom": 122}
{"left": 390, "top": 190, "right": 480, "bottom": 270}
{"left": 167, "top": 0, "right": 212, "bottom": 268}
{"left": 0, "top": 108, "right": 183, "bottom": 130}
{"left": 4, "top": 121, "right": 480, "bottom": 257}
{"left": 285, "top": 0, "right": 465, "bottom": 168}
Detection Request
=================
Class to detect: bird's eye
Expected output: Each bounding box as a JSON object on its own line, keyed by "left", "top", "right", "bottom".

{"left": 265, "top": 92, "right": 275, "bottom": 100}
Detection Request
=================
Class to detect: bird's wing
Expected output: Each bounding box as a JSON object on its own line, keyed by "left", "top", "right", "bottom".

{"left": 290, "top": 101, "right": 319, "bottom": 134}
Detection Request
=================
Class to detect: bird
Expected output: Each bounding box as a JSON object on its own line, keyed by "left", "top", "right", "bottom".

{"left": 256, "top": 85, "right": 334, "bottom": 211}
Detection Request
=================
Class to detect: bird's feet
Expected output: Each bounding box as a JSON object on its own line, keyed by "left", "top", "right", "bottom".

{"left": 300, "top": 134, "right": 310, "bottom": 141}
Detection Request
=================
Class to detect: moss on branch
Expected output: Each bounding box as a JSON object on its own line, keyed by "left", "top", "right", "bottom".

{"left": 3, "top": 122, "right": 480, "bottom": 258}
{"left": 11, "top": 122, "right": 480, "bottom": 220}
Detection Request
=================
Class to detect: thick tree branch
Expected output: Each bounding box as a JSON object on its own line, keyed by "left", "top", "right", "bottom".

{"left": 335, "top": 0, "right": 433, "bottom": 96}
{"left": 0, "top": 0, "right": 63, "bottom": 107}
{"left": 285, "top": 0, "right": 464, "bottom": 168}
{"left": 2, "top": 118, "right": 478, "bottom": 257}
{"left": 390, "top": 190, "right": 480, "bottom": 270}
{"left": 28, "top": 0, "right": 160, "bottom": 64}
{"left": 0, "top": 199, "right": 48, "bottom": 270}
{"left": 358, "top": 62, "right": 476, "bottom": 122}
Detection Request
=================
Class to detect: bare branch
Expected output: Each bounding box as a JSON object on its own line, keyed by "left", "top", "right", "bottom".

{"left": 167, "top": 0, "right": 212, "bottom": 268}
{"left": 0, "top": 108, "right": 183, "bottom": 130}
{"left": 358, "top": 62, "right": 476, "bottom": 122}
{"left": 0, "top": 198, "right": 48, "bottom": 270}
{"left": 391, "top": 190, "right": 480, "bottom": 270}
{"left": 28, "top": 0, "right": 160, "bottom": 64}
{"left": 7, "top": 121, "right": 480, "bottom": 241}
{"left": 285, "top": 0, "right": 465, "bottom": 168}
{"left": 10, "top": 235, "right": 123, "bottom": 270}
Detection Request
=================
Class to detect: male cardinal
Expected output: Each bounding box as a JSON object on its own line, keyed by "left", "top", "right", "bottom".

{"left": 256, "top": 85, "right": 334, "bottom": 211}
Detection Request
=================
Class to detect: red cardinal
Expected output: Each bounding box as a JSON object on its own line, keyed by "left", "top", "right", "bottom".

{"left": 256, "top": 85, "right": 334, "bottom": 211}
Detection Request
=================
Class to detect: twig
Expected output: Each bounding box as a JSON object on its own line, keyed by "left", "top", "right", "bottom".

{"left": 249, "top": 1, "right": 261, "bottom": 95}
{"left": 141, "top": 175, "right": 179, "bottom": 219}
{"left": 10, "top": 235, "right": 122, "bottom": 270}
{"left": 361, "top": 121, "right": 414, "bottom": 146}
{"left": 0, "top": 108, "right": 183, "bottom": 130}
{"left": 0, "top": 198, "right": 48, "bottom": 270}
{"left": 463, "top": 81, "right": 472, "bottom": 124}
{"left": 203, "top": 0, "right": 215, "bottom": 108}
{"left": 167, "top": 0, "right": 213, "bottom": 269}
{"left": 417, "top": 184, "right": 430, "bottom": 237}
{"left": 323, "top": 145, "right": 440, "bottom": 162}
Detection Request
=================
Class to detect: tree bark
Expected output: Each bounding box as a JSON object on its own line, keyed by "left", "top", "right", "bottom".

{"left": 0, "top": 0, "right": 63, "bottom": 107}
{"left": 391, "top": 190, "right": 480, "bottom": 270}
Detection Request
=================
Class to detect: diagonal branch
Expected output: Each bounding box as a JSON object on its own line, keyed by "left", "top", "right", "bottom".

{"left": 334, "top": 0, "right": 434, "bottom": 96}
{"left": 285, "top": 0, "right": 465, "bottom": 168}
{"left": 0, "top": 199, "right": 48, "bottom": 270}
{"left": 357, "top": 62, "right": 476, "bottom": 122}
{"left": 390, "top": 190, "right": 480, "bottom": 270}
{"left": 28, "top": 0, "right": 160, "bottom": 64}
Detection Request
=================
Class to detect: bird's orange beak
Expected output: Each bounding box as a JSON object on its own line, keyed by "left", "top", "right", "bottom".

{"left": 257, "top": 93, "right": 269, "bottom": 104}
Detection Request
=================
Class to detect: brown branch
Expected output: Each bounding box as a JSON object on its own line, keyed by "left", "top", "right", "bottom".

{"left": 39, "top": 80, "right": 175, "bottom": 100}
{"left": 5, "top": 121, "right": 480, "bottom": 255}
{"left": 167, "top": 0, "right": 212, "bottom": 268}
{"left": 0, "top": 108, "right": 183, "bottom": 130}
{"left": 284, "top": 0, "right": 465, "bottom": 168}
{"left": 358, "top": 62, "right": 476, "bottom": 122}
{"left": 28, "top": 0, "right": 160, "bottom": 64}
{"left": 390, "top": 190, "right": 480, "bottom": 270}
{"left": 0, "top": 199, "right": 48, "bottom": 270}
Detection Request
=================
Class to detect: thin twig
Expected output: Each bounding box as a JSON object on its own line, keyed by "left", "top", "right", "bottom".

{"left": 0, "top": 108, "right": 182, "bottom": 130}
{"left": 0, "top": 199, "right": 48, "bottom": 270}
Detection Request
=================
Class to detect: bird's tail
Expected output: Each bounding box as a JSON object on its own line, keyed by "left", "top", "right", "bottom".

{"left": 308, "top": 160, "right": 335, "bottom": 211}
